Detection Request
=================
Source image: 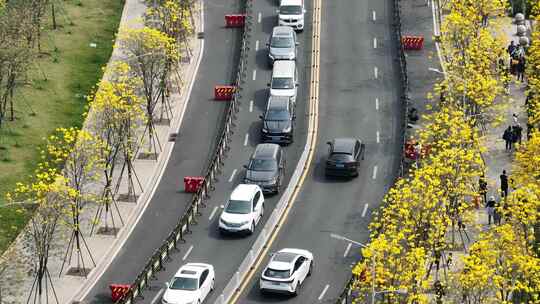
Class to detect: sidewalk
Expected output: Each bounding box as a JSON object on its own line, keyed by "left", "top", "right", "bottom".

{"left": 0, "top": 0, "right": 203, "bottom": 303}
{"left": 401, "top": 0, "right": 530, "bottom": 299}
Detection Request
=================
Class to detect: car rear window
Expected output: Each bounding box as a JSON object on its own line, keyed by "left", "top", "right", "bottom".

{"left": 249, "top": 158, "right": 278, "bottom": 171}
{"left": 264, "top": 268, "right": 291, "bottom": 279}
{"left": 271, "top": 77, "right": 294, "bottom": 89}
{"left": 271, "top": 36, "right": 293, "bottom": 48}
{"left": 280, "top": 5, "right": 302, "bottom": 15}
{"left": 329, "top": 153, "right": 352, "bottom": 162}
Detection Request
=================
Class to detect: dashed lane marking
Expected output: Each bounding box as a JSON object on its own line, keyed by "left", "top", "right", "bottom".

{"left": 318, "top": 284, "right": 330, "bottom": 300}
{"left": 229, "top": 169, "right": 237, "bottom": 183}
{"left": 182, "top": 245, "right": 194, "bottom": 261}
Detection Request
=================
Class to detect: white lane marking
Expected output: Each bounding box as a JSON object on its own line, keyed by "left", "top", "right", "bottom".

{"left": 255, "top": 40, "right": 259, "bottom": 51}
{"left": 362, "top": 203, "right": 369, "bottom": 217}
{"left": 258, "top": 12, "right": 262, "bottom": 23}
{"left": 376, "top": 131, "right": 380, "bottom": 143}
{"left": 150, "top": 288, "right": 165, "bottom": 304}
{"left": 252, "top": 69, "right": 257, "bottom": 81}
{"left": 375, "top": 97, "right": 379, "bottom": 110}
{"left": 343, "top": 243, "right": 352, "bottom": 257}
{"left": 372, "top": 166, "right": 378, "bottom": 180}
{"left": 374, "top": 66, "right": 378, "bottom": 79}
{"left": 228, "top": 169, "right": 238, "bottom": 182}
{"left": 373, "top": 37, "right": 377, "bottom": 49}
{"left": 244, "top": 133, "right": 249, "bottom": 146}
{"left": 372, "top": 10, "right": 376, "bottom": 21}
{"left": 318, "top": 284, "right": 330, "bottom": 300}
{"left": 208, "top": 206, "right": 219, "bottom": 221}
{"left": 249, "top": 100, "right": 254, "bottom": 112}
{"left": 183, "top": 245, "right": 194, "bottom": 261}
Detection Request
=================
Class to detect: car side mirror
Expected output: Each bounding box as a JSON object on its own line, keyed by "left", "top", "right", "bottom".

{"left": 295, "top": 83, "right": 299, "bottom": 87}
{"left": 259, "top": 115, "right": 264, "bottom": 120}
{"left": 276, "top": 9, "right": 280, "bottom": 13}
{"left": 267, "top": 82, "right": 271, "bottom": 87}
{"left": 303, "top": 9, "right": 307, "bottom": 13}
{"left": 164, "top": 282, "right": 170, "bottom": 288}
{"left": 326, "top": 141, "right": 331, "bottom": 145}
{"left": 220, "top": 204, "right": 225, "bottom": 209}
{"left": 243, "top": 164, "right": 248, "bottom": 169}
{"left": 266, "top": 42, "right": 270, "bottom": 46}
{"left": 295, "top": 42, "right": 299, "bottom": 46}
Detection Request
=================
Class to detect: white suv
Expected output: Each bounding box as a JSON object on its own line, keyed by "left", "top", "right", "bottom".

{"left": 162, "top": 263, "right": 215, "bottom": 304}
{"left": 259, "top": 248, "right": 313, "bottom": 295}
{"left": 278, "top": 0, "right": 306, "bottom": 31}
{"left": 219, "top": 184, "right": 265, "bottom": 235}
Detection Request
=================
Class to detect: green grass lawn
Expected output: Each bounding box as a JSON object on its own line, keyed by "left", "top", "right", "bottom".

{"left": 0, "top": 0, "right": 124, "bottom": 253}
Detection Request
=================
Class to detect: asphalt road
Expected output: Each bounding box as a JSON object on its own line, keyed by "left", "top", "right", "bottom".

{"left": 235, "top": 0, "right": 403, "bottom": 303}
{"left": 82, "top": 0, "right": 242, "bottom": 301}
{"left": 83, "top": 0, "right": 312, "bottom": 302}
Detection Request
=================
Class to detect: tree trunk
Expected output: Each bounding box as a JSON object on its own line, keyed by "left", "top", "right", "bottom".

{"left": 51, "top": 3, "right": 56, "bottom": 30}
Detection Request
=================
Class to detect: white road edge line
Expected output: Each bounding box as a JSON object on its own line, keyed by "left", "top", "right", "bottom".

{"left": 208, "top": 206, "right": 219, "bottom": 221}
{"left": 252, "top": 69, "right": 257, "bottom": 81}
{"left": 376, "top": 131, "right": 380, "bottom": 143}
{"left": 318, "top": 284, "right": 330, "bottom": 300}
{"left": 255, "top": 40, "right": 259, "bottom": 51}
{"left": 249, "top": 100, "right": 254, "bottom": 112}
{"left": 150, "top": 288, "right": 165, "bottom": 304}
{"left": 183, "top": 245, "right": 194, "bottom": 261}
{"left": 258, "top": 12, "right": 262, "bottom": 23}
{"left": 343, "top": 243, "right": 352, "bottom": 257}
{"left": 362, "top": 203, "right": 369, "bottom": 217}
{"left": 372, "top": 10, "right": 376, "bottom": 21}
{"left": 375, "top": 97, "right": 379, "bottom": 110}
{"left": 73, "top": 0, "right": 207, "bottom": 301}
{"left": 373, "top": 37, "right": 377, "bottom": 49}
{"left": 374, "top": 66, "right": 378, "bottom": 79}
{"left": 372, "top": 165, "right": 378, "bottom": 180}
{"left": 229, "top": 169, "right": 238, "bottom": 183}
{"left": 244, "top": 133, "right": 249, "bottom": 146}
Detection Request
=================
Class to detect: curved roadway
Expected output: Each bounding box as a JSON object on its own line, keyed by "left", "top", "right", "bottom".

{"left": 83, "top": 0, "right": 312, "bottom": 302}
{"left": 234, "top": 0, "right": 403, "bottom": 302}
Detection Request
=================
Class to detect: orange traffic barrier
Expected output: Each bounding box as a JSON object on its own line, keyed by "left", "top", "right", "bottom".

{"left": 225, "top": 14, "right": 246, "bottom": 27}
{"left": 110, "top": 284, "right": 130, "bottom": 302}
{"left": 184, "top": 176, "right": 204, "bottom": 193}
{"left": 401, "top": 35, "right": 424, "bottom": 50}
{"left": 214, "top": 85, "right": 236, "bottom": 101}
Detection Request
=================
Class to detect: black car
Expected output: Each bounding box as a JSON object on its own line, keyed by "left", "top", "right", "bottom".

{"left": 325, "top": 138, "right": 365, "bottom": 177}
{"left": 260, "top": 95, "right": 295, "bottom": 144}
{"left": 244, "top": 143, "right": 285, "bottom": 194}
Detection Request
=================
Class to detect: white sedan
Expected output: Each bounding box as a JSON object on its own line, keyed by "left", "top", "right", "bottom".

{"left": 259, "top": 248, "right": 314, "bottom": 295}
{"left": 162, "top": 263, "right": 215, "bottom": 304}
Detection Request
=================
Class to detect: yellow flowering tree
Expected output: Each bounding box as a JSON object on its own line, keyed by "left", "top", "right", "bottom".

{"left": 118, "top": 27, "right": 179, "bottom": 157}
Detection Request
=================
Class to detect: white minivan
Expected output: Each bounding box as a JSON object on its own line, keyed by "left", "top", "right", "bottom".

{"left": 278, "top": 0, "right": 306, "bottom": 31}
{"left": 269, "top": 60, "right": 298, "bottom": 103}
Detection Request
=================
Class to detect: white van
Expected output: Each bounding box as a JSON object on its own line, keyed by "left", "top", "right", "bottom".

{"left": 269, "top": 60, "right": 298, "bottom": 103}
{"left": 278, "top": 0, "right": 306, "bottom": 31}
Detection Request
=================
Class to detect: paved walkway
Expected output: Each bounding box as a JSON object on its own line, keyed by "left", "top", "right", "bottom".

{"left": 402, "top": 0, "right": 531, "bottom": 300}
{"left": 0, "top": 0, "right": 203, "bottom": 303}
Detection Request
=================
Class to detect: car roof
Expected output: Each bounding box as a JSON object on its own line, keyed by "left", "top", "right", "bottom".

{"left": 174, "top": 263, "right": 208, "bottom": 278}
{"left": 331, "top": 138, "right": 357, "bottom": 154}
{"left": 272, "top": 60, "right": 295, "bottom": 78}
{"left": 230, "top": 184, "right": 260, "bottom": 201}
{"left": 267, "top": 96, "right": 289, "bottom": 110}
{"left": 253, "top": 143, "right": 280, "bottom": 159}
{"left": 272, "top": 26, "right": 294, "bottom": 36}
{"left": 281, "top": 0, "right": 302, "bottom": 6}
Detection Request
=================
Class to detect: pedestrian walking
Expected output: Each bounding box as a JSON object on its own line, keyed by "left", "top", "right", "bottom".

{"left": 486, "top": 196, "right": 496, "bottom": 225}
{"left": 446, "top": 252, "right": 453, "bottom": 269}
{"left": 516, "top": 56, "right": 526, "bottom": 82}
{"left": 513, "top": 124, "right": 523, "bottom": 144}
{"left": 503, "top": 126, "right": 513, "bottom": 150}
{"left": 500, "top": 170, "right": 509, "bottom": 198}
{"left": 481, "top": 13, "right": 489, "bottom": 26}
{"left": 479, "top": 175, "right": 488, "bottom": 204}
{"left": 513, "top": 113, "right": 519, "bottom": 125}
{"left": 507, "top": 41, "right": 516, "bottom": 57}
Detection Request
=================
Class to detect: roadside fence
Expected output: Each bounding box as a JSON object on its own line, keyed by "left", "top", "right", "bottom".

{"left": 334, "top": 0, "right": 409, "bottom": 302}
{"left": 113, "top": 0, "right": 253, "bottom": 302}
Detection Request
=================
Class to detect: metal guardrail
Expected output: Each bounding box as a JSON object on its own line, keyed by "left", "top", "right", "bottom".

{"left": 114, "top": 0, "right": 253, "bottom": 303}
{"left": 334, "top": 0, "right": 409, "bottom": 302}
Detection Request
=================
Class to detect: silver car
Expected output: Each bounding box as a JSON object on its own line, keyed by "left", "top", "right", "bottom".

{"left": 267, "top": 26, "right": 298, "bottom": 66}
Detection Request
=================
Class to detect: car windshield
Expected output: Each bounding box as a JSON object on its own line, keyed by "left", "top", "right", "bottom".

{"left": 280, "top": 5, "right": 302, "bottom": 15}
{"left": 249, "top": 158, "right": 278, "bottom": 171}
{"left": 271, "top": 77, "right": 294, "bottom": 89}
{"left": 271, "top": 36, "right": 293, "bottom": 48}
{"left": 264, "top": 268, "right": 291, "bottom": 279}
{"left": 329, "top": 153, "right": 352, "bottom": 162}
{"left": 225, "top": 200, "right": 252, "bottom": 214}
{"left": 266, "top": 109, "right": 290, "bottom": 121}
{"left": 169, "top": 277, "right": 198, "bottom": 291}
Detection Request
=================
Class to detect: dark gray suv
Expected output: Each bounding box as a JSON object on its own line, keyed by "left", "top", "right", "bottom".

{"left": 260, "top": 95, "right": 295, "bottom": 144}
{"left": 244, "top": 144, "right": 285, "bottom": 194}
{"left": 325, "top": 138, "right": 365, "bottom": 178}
